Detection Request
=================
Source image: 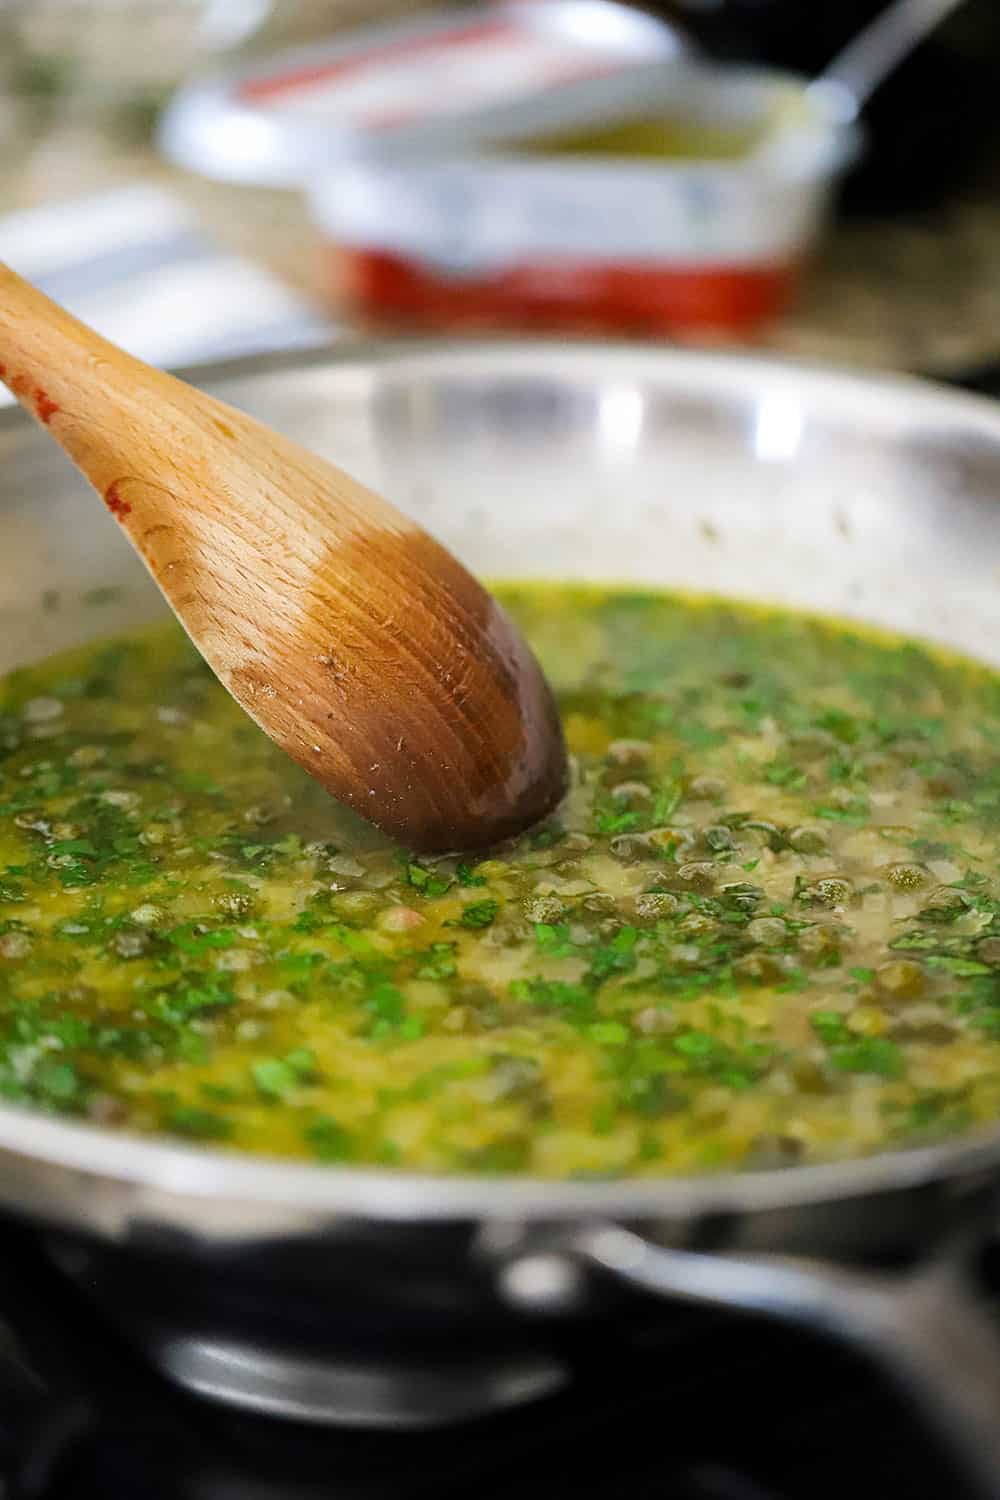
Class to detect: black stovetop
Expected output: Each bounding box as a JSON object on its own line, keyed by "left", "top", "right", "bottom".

{"left": 0, "top": 1226, "right": 968, "bottom": 1500}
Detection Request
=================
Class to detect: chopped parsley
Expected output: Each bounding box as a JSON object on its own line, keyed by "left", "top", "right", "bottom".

{"left": 1, "top": 583, "right": 1000, "bottom": 1175}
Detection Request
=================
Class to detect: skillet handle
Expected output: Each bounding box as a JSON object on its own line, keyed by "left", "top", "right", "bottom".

{"left": 563, "top": 1225, "right": 1000, "bottom": 1500}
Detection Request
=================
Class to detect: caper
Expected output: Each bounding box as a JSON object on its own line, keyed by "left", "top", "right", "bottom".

{"left": 920, "top": 886, "right": 972, "bottom": 922}
{"left": 112, "top": 930, "right": 149, "bottom": 959}
{"left": 719, "top": 882, "right": 763, "bottom": 913}
{"left": 797, "top": 925, "right": 842, "bottom": 965}
{"left": 646, "top": 827, "right": 693, "bottom": 858}
{"left": 13, "top": 812, "right": 51, "bottom": 835}
{"left": 875, "top": 960, "right": 925, "bottom": 1002}
{"left": 677, "top": 912, "right": 718, "bottom": 939}
{"left": 524, "top": 894, "right": 567, "bottom": 924}
{"left": 130, "top": 903, "right": 166, "bottom": 928}
{"left": 803, "top": 877, "right": 853, "bottom": 908}
{"left": 885, "top": 863, "right": 927, "bottom": 891}
{"left": 606, "top": 739, "right": 652, "bottom": 768}
{"left": 788, "top": 826, "right": 827, "bottom": 855}
{"left": 582, "top": 893, "right": 617, "bottom": 915}
{"left": 847, "top": 1006, "right": 886, "bottom": 1036}
{"left": 68, "top": 744, "right": 104, "bottom": 767}
{"left": 746, "top": 917, "right": 786, "bottom": 947}
{"left": 668, "top": 943, "right": 704, "bottom": 969}
{"left": 454, "top": 982, "right": 496, "bottom": 1013}
{"left": 791, "top": 1059, "right": 833, "bottom": 1095}
{"left": 609, "top": 834, "right": 647, "bottom": 862}
{"left": 333, "top": 891, "right": 381, "bottom": 921}
{"left": 609, "top": 827, "right": 690, "bottom": 863}
{"left": 242, "top": 803, "right": 277, "bottom": 826}
{"left": 213, "top": 890, "right": 255, "bottom": 919}
{"left": 826, "top": 785, "right": 864, "bottom": 811}
{"left": 483, "top": 917, "right": 531, "bottom": 949}
{"left": 634, "top": 1006, "right": 677, "bottom": 1036}
{"left": 486, "top": 1055, "right": 543, "bottom": 1101}
{"left": 744, "top": 820, "right": 784, "bottom": 851}
{"left": 688, "top": 775, "right": 726, "bottom": 801}
{"left": 733, "top": 951, "right": 784, "bottom": 984}
{"left": 610, "top": 780, "right": 652, "bottom": 805}
{"left": 634, "top": 892, "right": 679, "bottom": 921}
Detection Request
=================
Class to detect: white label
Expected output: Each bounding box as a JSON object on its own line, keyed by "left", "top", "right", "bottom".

{"left": 318, "top": 160, "right": 830, "bottom": 267}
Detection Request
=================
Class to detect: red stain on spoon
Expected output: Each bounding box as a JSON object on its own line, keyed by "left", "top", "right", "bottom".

{"left": 104, "top": 482, "right": 132, "bottom": 519}
{"left": 2, "top": 370, "right": 59, "bottom": 422}
{"left": 1, "top": 370, "right": 58, "bottom": 422}
{"left": 34, "top": 388, "right": 59, "bottom": 424}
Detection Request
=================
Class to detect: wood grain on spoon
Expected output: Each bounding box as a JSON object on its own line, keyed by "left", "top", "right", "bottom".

{"left": 0, "top": 263, "right": 567, "bottom": 851}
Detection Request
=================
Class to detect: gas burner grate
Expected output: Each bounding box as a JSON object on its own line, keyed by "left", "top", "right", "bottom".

{"left": 0, "top": 1224, "right": 973, "bottom": 1500}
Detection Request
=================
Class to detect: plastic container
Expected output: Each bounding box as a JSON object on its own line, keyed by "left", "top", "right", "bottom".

{"left": 310, "top": 61, "right": 858, "bottom": 338}
{"left": 161, "top": 1, "right": 858, "bottom": 338}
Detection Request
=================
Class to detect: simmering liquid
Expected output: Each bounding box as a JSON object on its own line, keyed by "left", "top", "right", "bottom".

{"left": 2, "top": 585, "right": 1000, "bottom": 1175}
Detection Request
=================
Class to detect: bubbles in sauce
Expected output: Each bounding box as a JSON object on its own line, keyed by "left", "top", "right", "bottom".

{"left": 2, "top": 584, "right": 1000, "bottom": 1176}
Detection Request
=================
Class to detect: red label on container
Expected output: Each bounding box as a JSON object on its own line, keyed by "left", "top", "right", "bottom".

{"left": 326, "top": 244, "right": 799, "bottom": 337}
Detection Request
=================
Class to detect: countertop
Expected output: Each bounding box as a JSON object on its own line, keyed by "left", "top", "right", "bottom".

{"left": 7, "top": 125, "right": 1000, "bottom": 379}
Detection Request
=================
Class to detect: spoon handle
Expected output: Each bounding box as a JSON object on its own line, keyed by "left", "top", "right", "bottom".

{"left": 0, "top": 260, "right": 156, "bottom": 501}
{"left": 0, "top": 260, "right": 401, "bottom": 551}
{"left": 0, "top": 261, "right": 567, "bottom": 851}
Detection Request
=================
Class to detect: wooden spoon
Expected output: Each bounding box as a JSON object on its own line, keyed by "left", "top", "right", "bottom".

{"left": 0, "top": 264, "right": 567, "bottom": 851}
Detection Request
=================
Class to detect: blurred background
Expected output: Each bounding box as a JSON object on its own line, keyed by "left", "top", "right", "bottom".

{"left": 1, "top": 0, "right": 1000, "bottom": 375}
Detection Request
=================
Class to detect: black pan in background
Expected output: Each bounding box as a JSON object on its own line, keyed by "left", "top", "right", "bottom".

{"left": 642, "top": 0, "right": 1000, "bottom": 213}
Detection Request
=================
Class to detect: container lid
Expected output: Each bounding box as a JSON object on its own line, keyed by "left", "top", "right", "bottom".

{"left": 308, "top": 61, "right": 859, "bottom": 275}
{"left": 159, "top": 0, "right": 684, "bottom": 187}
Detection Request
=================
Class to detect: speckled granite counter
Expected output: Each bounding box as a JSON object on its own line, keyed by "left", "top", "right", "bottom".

{"left": 101, "top": 169, "right": 1000, "bottom": 380}
{"left": 764, "top": 191, "right": 1000, "bottom": 377}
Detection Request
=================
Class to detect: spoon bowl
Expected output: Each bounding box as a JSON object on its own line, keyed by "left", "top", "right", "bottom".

{"left": 0, "top": 264, "right": 567, "bottom": 850}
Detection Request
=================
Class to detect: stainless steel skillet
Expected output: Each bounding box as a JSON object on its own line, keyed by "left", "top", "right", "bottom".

{"left": 4, "top": 341, "right": 1000, "bottom": 1492}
